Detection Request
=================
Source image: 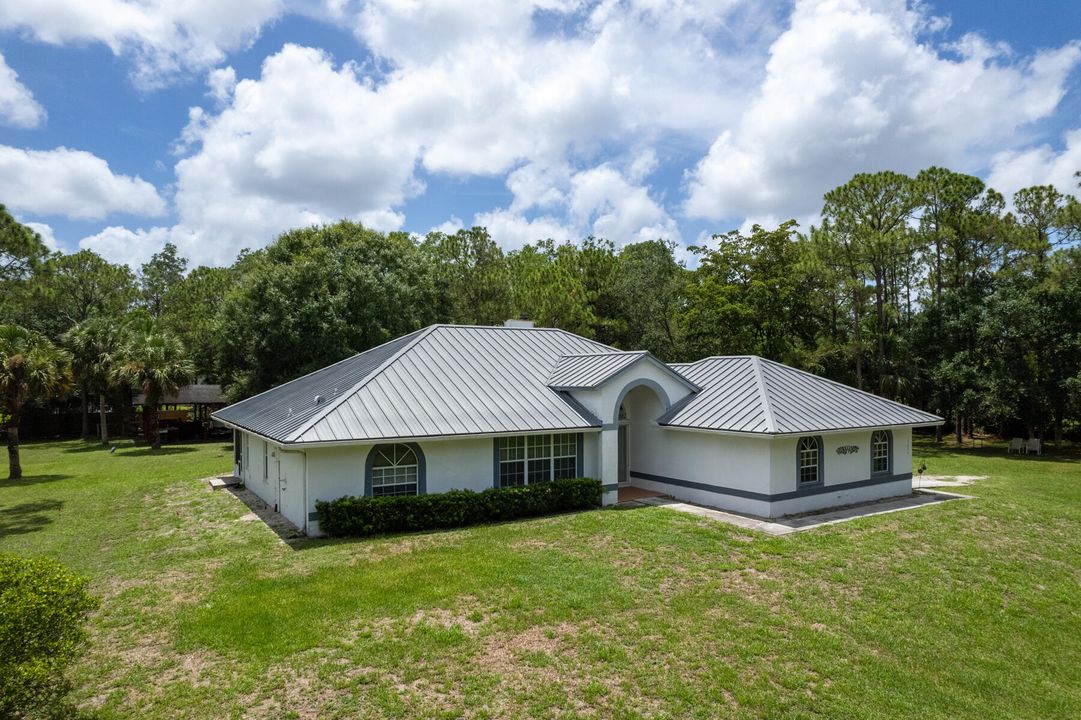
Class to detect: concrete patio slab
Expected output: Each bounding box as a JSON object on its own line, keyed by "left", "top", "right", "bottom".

{"left": 626, "top": 489, "right": 973, "bottom": 535}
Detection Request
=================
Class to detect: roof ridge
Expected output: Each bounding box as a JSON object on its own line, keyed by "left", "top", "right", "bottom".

{"left": 286, "top": 324, "right": 440, "bottom": 441}
{"left": 557, "top": 350, "right": 644, "bottom": 358}
{"left": 749, "top": 356, "right": 778, "bottom": 433}
{"left": 756, "top": 357, "right": 942, "bottom": 420}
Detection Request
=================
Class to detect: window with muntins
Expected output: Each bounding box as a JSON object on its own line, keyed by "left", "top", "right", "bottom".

{"left": 798, "top": 436, "right": 820, "bottom": 485}
{"left": 371, "top": 444, "right": 419, "bottom": 496}
{"left": 498, "top": 433, "right": 578, "bottom": 487}
{"left": 872, "top": 430, "right": 890, "bottom": 474}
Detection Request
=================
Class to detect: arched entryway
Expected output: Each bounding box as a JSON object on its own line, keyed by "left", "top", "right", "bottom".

{"left": 608, "top": 379, "right": 671, "bottom": 501}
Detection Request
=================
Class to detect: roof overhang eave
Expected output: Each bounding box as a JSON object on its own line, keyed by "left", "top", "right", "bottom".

{"left": 660, "top": 419, "right": 945, "bottom": 438}
{"left": 217, "top": 423, "right": 604, "bottom": 449}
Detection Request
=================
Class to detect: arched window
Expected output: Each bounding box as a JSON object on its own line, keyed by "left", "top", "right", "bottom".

{"left": 871, "top": 430, "right": 891, "bottom": 475}
{"left": 368, "top": 444, "right": 422, "bottom": 496}
{"left": 798, "top": 436, "right": 821, "bottom": 486}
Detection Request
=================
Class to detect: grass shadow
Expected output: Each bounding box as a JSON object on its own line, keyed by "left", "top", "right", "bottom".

{"left": 0, "top": 498, "right": 64, "bottom": 537}
{"left": 121, "top": 447, "right": 200, "bottom": 457}
{"left": 1, "top": 473, "right": 72, "bottom": 488}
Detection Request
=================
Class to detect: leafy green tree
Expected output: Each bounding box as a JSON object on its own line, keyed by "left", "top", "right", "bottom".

{"left": 0, "top": 325, "right": 71, "bottom": 479}
{"left": 820, "top": 171, "right": 919, "bottom": 392}
{"left": 139, "top": 242, "right": 188, "bottom": 318}
{"left": 160, "top": 265, "right": 235, "bottom": 381}
{"left": 64, "top": 317, "right": 125, "bottom": 443}
{"left": 112, "top": 314, "right": 195, "bottom": 449}
{"left": 22, "top": 250, "right": 137, "bottom": 340}
{"left": 0, "top": 205, "right": 47, "bottom": 285}
{"left": 682, "top": 222, "right": 816, "bottom": 364}
{"left": 422, "top": 227, "right": 512, "bottom": 325}
{"left": 611, "top": 240, "right": 687, "bottom": 359}
{"left": 217, "top": 221, "right": 444, "bottom": 398}
{"left": 1012, "top": 185, "right": 1067, "bottom": 266}
{"left": 508, "top": 240, "right": 598, "bottom": 337}
{"left": 912, "top": 168, "right": 1005, "bottom": 441}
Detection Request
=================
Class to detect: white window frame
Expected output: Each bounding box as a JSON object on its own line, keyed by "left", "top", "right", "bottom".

{"left": 370, "top": 444, "right": 420, "bottom": 497}
{"left": 871, "top": 430, "right": 890, "bottom": 475}
{"left": 798, "top": 436, "right": 821, "bottom": 486}
{"left": 498, "top": 433, "right": 578, "bottom": 487}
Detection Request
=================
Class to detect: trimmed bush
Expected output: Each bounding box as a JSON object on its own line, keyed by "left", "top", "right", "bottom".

{"left": 0, "top": 553, "right": 99, "bottom": 719}
{"left": 316, "top": 477, "right": 603, "bottom": 537}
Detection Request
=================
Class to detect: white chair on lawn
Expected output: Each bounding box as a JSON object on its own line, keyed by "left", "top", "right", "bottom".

{"left": 1008, "top": 438, "right": 1023, "bottom": 454}
{"left": 1026, "top": 438, "right": 1041, "bottom": 456}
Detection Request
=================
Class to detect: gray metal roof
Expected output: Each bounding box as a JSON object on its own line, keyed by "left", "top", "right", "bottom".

{"left": 212, "top": 328, "right": 426, "bottom": 441}
{"left": 214, "top": 325, "right": 611, "bottom": 444}
{"left": 546, "top": 351, "right": 696, "bottom": 392}
{"left": 215, "top": 326, "right": 941, "bottom": 445}
{"left": 661, "top": 356, "right": 942, "bottom": 434}
{"left": 547, "top": 351, "right": 647, "bottom": 389}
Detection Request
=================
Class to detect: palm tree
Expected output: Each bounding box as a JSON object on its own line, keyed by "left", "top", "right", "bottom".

{"left": 64, "top": 318, "right": 123, "bottom": 444}
{"left": 0, "top": 325, "right": 72, "bottom": 479}
{"left": 113, "top": 317, "right": 194, "bottom": 449}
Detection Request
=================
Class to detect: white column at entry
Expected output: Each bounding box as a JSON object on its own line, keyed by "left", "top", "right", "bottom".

{"left": 600, "top": 426, "right": 620, "bottom": 505}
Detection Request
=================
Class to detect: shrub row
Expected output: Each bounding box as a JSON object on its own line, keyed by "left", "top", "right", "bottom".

{"left": 315, "top": 477, "right": 603, "bottom": 537}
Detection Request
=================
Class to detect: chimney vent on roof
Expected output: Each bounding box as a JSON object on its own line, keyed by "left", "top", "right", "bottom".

{"left": 314, "top": 394, "right": 325, "bottom": 405}
{"left": 504, "top": 319, "right": 535, "bottom": 329}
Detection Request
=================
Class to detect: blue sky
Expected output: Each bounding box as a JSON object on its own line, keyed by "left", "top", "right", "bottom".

{"left": 0, "top": 0, "right": 1078, "bottom": 267}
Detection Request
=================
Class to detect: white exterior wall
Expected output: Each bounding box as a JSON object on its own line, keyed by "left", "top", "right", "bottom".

{"left": 630, "top": 427, "right": 774, "bottom": 516}
{"left": 303, "top": 433, "right": 597, "bottom": 536}
{"left": 626, "top": 425, "right": 914, "bottom": 519}
{"left": 242, "top": 435, "right": 276, "bottom": 509}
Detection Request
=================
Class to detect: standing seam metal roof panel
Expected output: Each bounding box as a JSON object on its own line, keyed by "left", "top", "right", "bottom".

{"left": 660, "top": 355, "right": 941, "bottom": 434}
{"left": 547, "top": 351, "right": 647, "bottom": 388}
{"left": 211, "top": 327, "right": 428, "bottom": 440}
{"left": 292, "top": 325, "right": 614, "bottom": 443}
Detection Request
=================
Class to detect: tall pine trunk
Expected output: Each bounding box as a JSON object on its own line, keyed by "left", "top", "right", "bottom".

{"left": 6, "top": 422, "right": 20, "bottom": 480}
{"left": 80, "top": 385, "right": 90, "bottom": 440}
{"left": 98, "top": 392, "right": 109, "bottom": 444}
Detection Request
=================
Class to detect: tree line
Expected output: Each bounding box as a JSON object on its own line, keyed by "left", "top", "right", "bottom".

{"left": 2, "top": 165, "right": 1081, "bottom": 476}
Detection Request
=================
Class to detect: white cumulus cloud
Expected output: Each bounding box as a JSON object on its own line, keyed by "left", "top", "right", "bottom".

{"left": 684, "top": 0, "right": 1081, "bottom": 221}
{"left": 0, "top": 0, "right": 283, "bottom": 88}
{"left": 0, "top": 146, "right": 166, "bottom": 219}
{"left": 0, "top": 52, "right": 45, "bottom": 128}
{"left": 986, "top": 129, "right": 1081, "bottom": 201}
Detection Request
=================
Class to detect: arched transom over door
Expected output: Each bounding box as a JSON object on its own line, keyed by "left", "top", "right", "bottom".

{"left": 366, "top": 443, "right": 425, "bottom": 497}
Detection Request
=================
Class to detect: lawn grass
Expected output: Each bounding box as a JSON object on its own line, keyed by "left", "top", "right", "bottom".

{"left": 1, "top": 436, "right": 1079, "bottom": 718}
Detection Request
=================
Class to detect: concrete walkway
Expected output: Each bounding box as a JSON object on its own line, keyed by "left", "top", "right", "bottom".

{"left": 622, "top": 489, "right": 972, "bottom": 536}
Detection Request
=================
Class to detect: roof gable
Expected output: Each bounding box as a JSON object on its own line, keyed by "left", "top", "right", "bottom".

{"left": 547, "top": 351, "right": 698, "bottom": 392}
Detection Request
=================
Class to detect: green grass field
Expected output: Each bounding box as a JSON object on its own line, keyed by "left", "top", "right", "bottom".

{"left": 1, "top": 437, "right": 1079, "bottom": 719}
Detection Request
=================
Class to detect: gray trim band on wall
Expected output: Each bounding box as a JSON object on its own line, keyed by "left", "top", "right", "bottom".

{"left": 602, "top": 483, "right": 619, "bottom": 492}
{"left": 629, "top": 470, "right": 912, "bottom": 502}
{"left": 365, "top": 442, "right": 426, "bottom": 496}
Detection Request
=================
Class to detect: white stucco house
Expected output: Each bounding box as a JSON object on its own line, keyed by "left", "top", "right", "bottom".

{"left": 212, "top": 322, "right": 942, "bottom": 536}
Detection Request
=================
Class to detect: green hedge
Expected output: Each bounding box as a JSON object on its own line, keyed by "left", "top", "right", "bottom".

{"left": 0, "top": 553, "right": 99, "bottom": 719}
{"left": 316, "top": 477, "right": 603, "bottom": 537}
